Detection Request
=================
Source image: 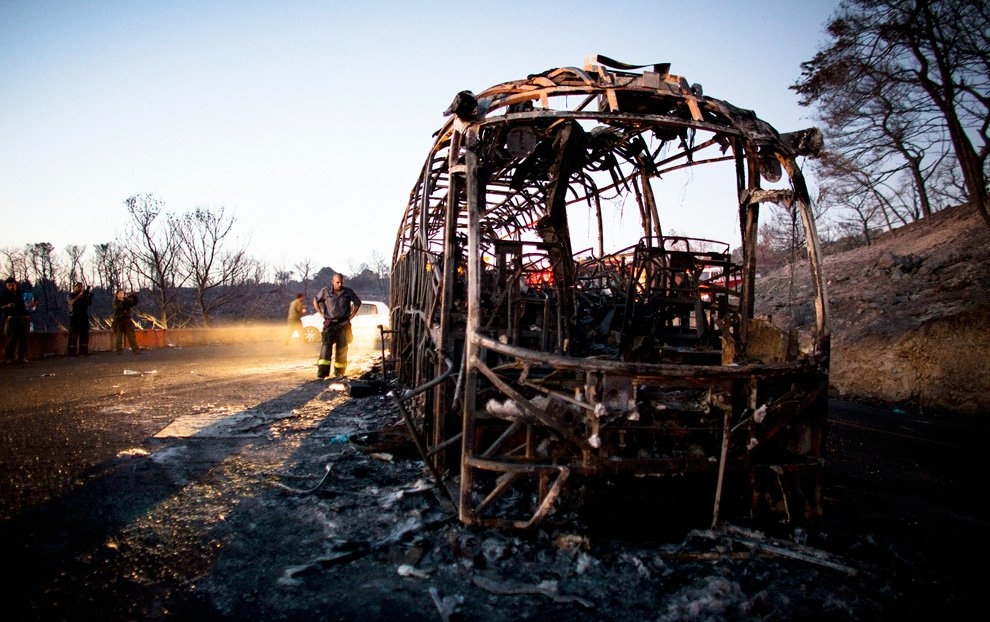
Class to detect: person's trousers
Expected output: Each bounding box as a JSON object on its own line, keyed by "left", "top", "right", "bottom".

{"left": 317, "top": 322, "right": 352, "bottom": 378}
{"left": 285, "top": 319, "right": 303, "bottom": 343}
{"left": 113, "top": 321, "right": 140, "bottom": 353}
{"left": 3, "top": 316, "right": 29, "bottom": 361}
{"left": 68, "top": 321, "right": 90, "bottom": 356}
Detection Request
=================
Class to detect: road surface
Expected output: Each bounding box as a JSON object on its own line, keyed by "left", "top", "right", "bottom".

{"left": 1, "top": 342, "right": 986, "bottom": 620}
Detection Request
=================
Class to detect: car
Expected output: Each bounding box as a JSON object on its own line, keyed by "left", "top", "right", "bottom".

{"left": 300, "top": 300, "right": 390, "bottom": 350}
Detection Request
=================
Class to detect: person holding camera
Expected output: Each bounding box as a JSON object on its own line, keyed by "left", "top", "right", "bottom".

{"left": 2, "top": 276, "right": 38, "bottom": 364}
{"left": 112, "top": 289, "right": 141, "bottom": 355}
{"left": 67, "top": 282, "right": 94, "bottom": 356}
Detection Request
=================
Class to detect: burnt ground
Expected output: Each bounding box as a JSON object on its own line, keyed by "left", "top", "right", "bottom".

{"left": 1, "top": 342, "right": 988, "bottom": 621}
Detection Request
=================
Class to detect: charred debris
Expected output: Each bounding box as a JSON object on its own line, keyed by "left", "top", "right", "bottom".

{"left": 386, "top": 55, "right": 829, "bottom": 530}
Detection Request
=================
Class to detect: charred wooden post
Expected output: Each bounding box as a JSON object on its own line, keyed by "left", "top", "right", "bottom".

{"left": 390, "top": 55, "right": 829, "bottom": 529}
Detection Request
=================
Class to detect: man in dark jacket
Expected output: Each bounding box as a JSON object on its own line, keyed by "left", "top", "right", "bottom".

{"left": 312, "top": 274, "right": 361, "bottom": 379}
{"left": 67, "top": 282, "right": 94, "bottom": 356}
{"left": 1, "top": 277, "right": 37, "bottom": 364}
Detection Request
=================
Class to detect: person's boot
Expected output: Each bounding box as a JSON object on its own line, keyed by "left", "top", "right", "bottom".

{"left": 317, "top": 364, "right": 331, "bottom": 379}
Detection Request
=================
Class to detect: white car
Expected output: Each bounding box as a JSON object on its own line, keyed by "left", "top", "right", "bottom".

{"left": 300, "top": 300, "right": 390, "bottom": 349}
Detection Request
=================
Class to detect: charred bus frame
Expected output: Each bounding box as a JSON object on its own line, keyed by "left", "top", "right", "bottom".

{"left": 390, "top": 56, "right": 829, "bottom": 529}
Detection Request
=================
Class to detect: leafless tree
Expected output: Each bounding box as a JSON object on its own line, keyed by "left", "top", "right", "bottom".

{"left": 293, "top": 259, "right": 314, "bottom": 298}
{"left": 272, "top": 266, "right": 293, "bottom": 295}
{"left": 794, "top": 0, "right": 990, "bottom": 229}
{"left": 812, "top": 150, "right": 914, "bottom": 243}
{"left": 22, "top": 242, "right": 63, "bottom": 329}
{"left": 121, "top": 193, "right": 185, "bottom": 328}
{"left": 64, "top": 245, "right": 88, "bottom": 287}
{"left": 174, "top": 205, "right": 258, "bottom": 326}
{"left": 757, "top": 209, "right": 803, "bottom": 273}
{"left": 93, "top": 242, "right": 128, "bottom": 294}
{"left": 346, "top": 251, "right": 391, "bottom": 299}
{"left": 26, "top": 243, "right": 57, "bottom": 283}
{"left": 0, "top": 247, "right": 26, "bottom": 280}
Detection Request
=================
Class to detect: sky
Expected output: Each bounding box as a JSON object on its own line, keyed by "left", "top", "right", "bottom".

{"left": 1, "top": 0, "right": 838, "bottom": 277}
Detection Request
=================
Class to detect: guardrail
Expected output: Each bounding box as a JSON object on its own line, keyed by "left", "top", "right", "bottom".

{"left": 18, "top": 324, "right": 290, "bottom": 359}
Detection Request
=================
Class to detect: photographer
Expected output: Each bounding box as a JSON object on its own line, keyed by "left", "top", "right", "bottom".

{"left": 2, "top": 276, "right": 38, "bottom": 364}
{"left": 67, "top": 282, "right": 94, "bottom": 357}
{"left": 111, "top": 289, "right": 141, "bottom": 355}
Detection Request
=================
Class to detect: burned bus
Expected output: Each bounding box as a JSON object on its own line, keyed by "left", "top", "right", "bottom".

{"left": 389, "top": 56, "right": 829, "bottom": 529}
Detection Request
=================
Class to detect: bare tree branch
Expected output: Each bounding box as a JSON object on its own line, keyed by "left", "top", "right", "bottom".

{"left": 794, "top": 0, "right": 990, "bottom": 230}
{"left": 174, "top": 205, "right": 258, "bottom": 326}
{"left": 122, "top": 193, "right": 186, "bottom": 329}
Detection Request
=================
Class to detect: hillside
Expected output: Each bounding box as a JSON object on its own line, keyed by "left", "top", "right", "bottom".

{"left": 756, "top": 202, "right": 990, "bottom": 415}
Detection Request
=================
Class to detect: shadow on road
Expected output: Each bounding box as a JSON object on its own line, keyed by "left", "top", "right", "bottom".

{"left": 2, "top": 372, "right": 327, "bottom": 620}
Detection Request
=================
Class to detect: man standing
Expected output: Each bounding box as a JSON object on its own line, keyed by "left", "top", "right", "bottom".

{"left": 112, "top": 290, "right": 141, "bottom": 355}
{"left": 284, "top": 293, "right": 306, "bottom": 345}
{"left": 1, "top": 277, "right": 37, "bottom": 364}
{"left": 67, "top": 282, "right": 94, "bottom": 356}
{"left": 312, "top": 274, "right": 361, "bottom": 379}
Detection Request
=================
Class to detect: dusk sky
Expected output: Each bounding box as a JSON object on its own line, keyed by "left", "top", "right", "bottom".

{"left": 1, "top": 0, "right": 838, "bottom": 275}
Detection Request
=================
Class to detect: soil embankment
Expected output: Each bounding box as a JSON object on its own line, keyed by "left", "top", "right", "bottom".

{"left": 757, "top": 202, "right": 990, "bottom": 415}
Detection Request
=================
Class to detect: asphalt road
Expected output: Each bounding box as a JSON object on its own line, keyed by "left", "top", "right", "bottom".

{"left": 0, "top": 342, "right": 326, "bottom": 518}
{"left": 1, "top": 342, "right": 987, "bottom": 619}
